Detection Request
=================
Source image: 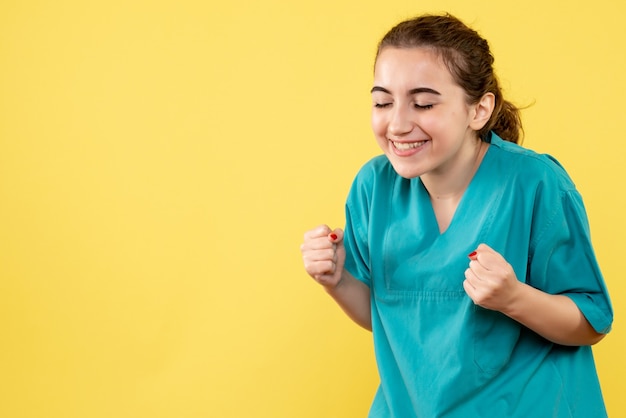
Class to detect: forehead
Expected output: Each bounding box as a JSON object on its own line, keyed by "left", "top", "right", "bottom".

{"left": 373, "top": 47, "right": 456, "bottom": 89}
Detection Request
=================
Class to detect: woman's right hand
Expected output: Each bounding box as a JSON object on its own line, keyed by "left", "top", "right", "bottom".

{"left": 300, "top": 225, "right": 345, "bottom": 290}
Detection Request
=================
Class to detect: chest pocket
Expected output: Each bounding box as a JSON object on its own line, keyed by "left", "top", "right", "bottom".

{"left": 473, "top": 305, "right": 521, "bottom": 376}
{"left": 379, "top": 249, "right": 521, "bottom": 377}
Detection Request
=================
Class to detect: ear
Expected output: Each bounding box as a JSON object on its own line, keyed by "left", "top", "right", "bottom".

{"left": 469, "top": 92, "right": 495, "bottom": 131}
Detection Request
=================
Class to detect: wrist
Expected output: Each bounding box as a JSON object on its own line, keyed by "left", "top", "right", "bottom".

{"left": 499, "top": 280, "right": 527, "bottom": 319}
{"left": 324, "top": 271, "right": 346, "bottom": 294}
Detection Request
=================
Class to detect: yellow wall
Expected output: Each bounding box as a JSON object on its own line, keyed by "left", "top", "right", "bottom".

{"left": 1, "top": 1, "right": 624, "bottom": 417}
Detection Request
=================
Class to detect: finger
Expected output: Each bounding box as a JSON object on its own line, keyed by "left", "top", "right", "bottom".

{"left": 473, "top": 253, "right": 507, "bottom": 275}
{"left": 303, "top": 225, "right": 332, "bottom": 240}
{"left": 302, "top": 247, "right": 336, "bottom": 262}
{"left": 462, "top": 279, "right": 478, "bottom": 304}
{"left": 467, "top": 258, "right": 490, "bottom": 279}
{"left": 301, "top": 238, "right": 335, "bottom": 253}
{"left": 329, "top": 228, "right": 344, "bottom": 244}
{"left": 302, "top": 230, "right": 337, "bottom": 252}
{"left": 464, "top": 268, "right": 486, "bottom": 297}
{"left": 467, "top": 244, "right": 501, "bottom": 272}
{"left": 464, "top": 266, "right": 480, "bottom": 282}
{"left": 467, "top": 256, "right": 488, "bottom": 279}
{"left": 306, "top": 260, "right": 336, "bottom": 277}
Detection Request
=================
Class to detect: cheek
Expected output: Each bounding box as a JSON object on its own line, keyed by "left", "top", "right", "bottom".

{"left": 371, "top": 112, "right": 387, "bottom": 136}
{"left": 416, "top": 112, "right": 440, "bottom": 130}
{"left": 418, "top": 112, "right": 453, "bottom": 137}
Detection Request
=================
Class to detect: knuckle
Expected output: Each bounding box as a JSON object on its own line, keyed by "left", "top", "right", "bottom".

{"left": 316, "top": 224, "right": 330, "bottom": 235}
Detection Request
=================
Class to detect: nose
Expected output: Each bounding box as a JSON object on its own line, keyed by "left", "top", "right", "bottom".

{"left": 388, "top": 104, "right": 413, "bottom": 137}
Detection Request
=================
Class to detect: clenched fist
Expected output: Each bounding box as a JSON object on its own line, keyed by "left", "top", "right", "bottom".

{"left": 463, "top": 243, "right": 521, "bottom": 312}
{"left": 301, "top": 225, "right": 346, "bottom": 290}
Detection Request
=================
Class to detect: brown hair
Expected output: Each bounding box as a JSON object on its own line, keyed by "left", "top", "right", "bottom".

{"left": 376, "top": 14, "right": 523, "bottom": 144}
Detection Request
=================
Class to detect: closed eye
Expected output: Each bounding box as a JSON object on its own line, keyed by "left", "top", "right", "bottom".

{"left": 374, "top": 103, "right": 392, "bottom": 109}
{"left": 415, "top": 104, "right": 433, "bottom": 110}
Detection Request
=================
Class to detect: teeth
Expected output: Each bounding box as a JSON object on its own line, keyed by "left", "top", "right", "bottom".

{"left": 392, "top": 141, "right": 425, "bottom": 150}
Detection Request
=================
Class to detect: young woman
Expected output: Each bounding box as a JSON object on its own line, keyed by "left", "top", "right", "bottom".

{"left": 300, "top": 13, "right": 613, "bottom": 417}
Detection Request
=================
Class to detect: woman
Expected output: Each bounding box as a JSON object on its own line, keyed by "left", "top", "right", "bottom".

{"left": 300, "top": 14, "right": 613, "bottom": 417}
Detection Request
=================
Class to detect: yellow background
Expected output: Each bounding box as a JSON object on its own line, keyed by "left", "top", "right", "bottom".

{"left": 1, "top": 0, "right": 624, "bottom": 417}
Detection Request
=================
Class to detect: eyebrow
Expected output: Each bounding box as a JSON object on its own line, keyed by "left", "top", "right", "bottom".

{"left": 370, "top": 86, "right": 441, "bottom": 95}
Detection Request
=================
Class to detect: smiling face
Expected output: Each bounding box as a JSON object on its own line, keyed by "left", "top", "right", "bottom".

{"left": 371, "top": 47, "right": 487, "bottom": 179}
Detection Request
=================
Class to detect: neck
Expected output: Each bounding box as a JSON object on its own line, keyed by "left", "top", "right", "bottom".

{"left": 421, "top": 138, "right": 488, "bottom": 202}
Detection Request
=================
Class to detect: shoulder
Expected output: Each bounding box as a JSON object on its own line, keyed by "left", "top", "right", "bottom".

{"left": 345, "top": 155, "right": 402, "bottom": 215}
{"left": 354, "top": 155, "right": 395, "bottom": 179}
{"left": 349, "top": 154, "right": 398, "bottom": 191}
{"left": 488, "top": 133, "right": 576, "bottom": 193}
{"left": 488, "top": 134, "right": 591, "bottom": 238}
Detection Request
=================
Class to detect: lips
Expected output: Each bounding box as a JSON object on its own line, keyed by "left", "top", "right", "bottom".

{"left": 391, "top": 140, "right": 428, "bottom": 151}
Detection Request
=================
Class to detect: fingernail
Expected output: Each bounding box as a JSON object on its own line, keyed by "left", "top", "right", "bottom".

{"left": 468, "top": 251, "right": 477, "bottom": 259}
{"left": 329, "top": 233, "right": 338, "bottom": 241}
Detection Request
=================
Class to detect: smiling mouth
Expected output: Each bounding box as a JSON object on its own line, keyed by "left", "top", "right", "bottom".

{"left": 391, "top": 140, "right": 427, "bottom": 150}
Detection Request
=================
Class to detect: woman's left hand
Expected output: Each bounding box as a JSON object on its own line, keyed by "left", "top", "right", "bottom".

{"left": 463, "top": 243, "right": 521, "bottom": 313}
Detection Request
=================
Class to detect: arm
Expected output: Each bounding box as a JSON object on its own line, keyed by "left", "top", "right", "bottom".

{"left": 464, "top": 244, "right": 605, "bottom": 346}
{"left": 501, "top": 282, "right": 604, "bottom": 345}
{"left": 325, "top": 269, "right": 371, "bottom": 331}
{"left": 301, "top": 225, "right": 372, "bottom": 331}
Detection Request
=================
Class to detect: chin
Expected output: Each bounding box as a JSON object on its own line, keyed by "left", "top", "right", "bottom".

{"left": 388, "top": 159, "right": 423, "bottom": 179}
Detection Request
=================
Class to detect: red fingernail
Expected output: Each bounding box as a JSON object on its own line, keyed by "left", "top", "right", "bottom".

{"left": 329, "top": 233, "right": 338, "bottom": 241}
{"left": 468, "top": 251, "right": 477, "bottom": 259}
